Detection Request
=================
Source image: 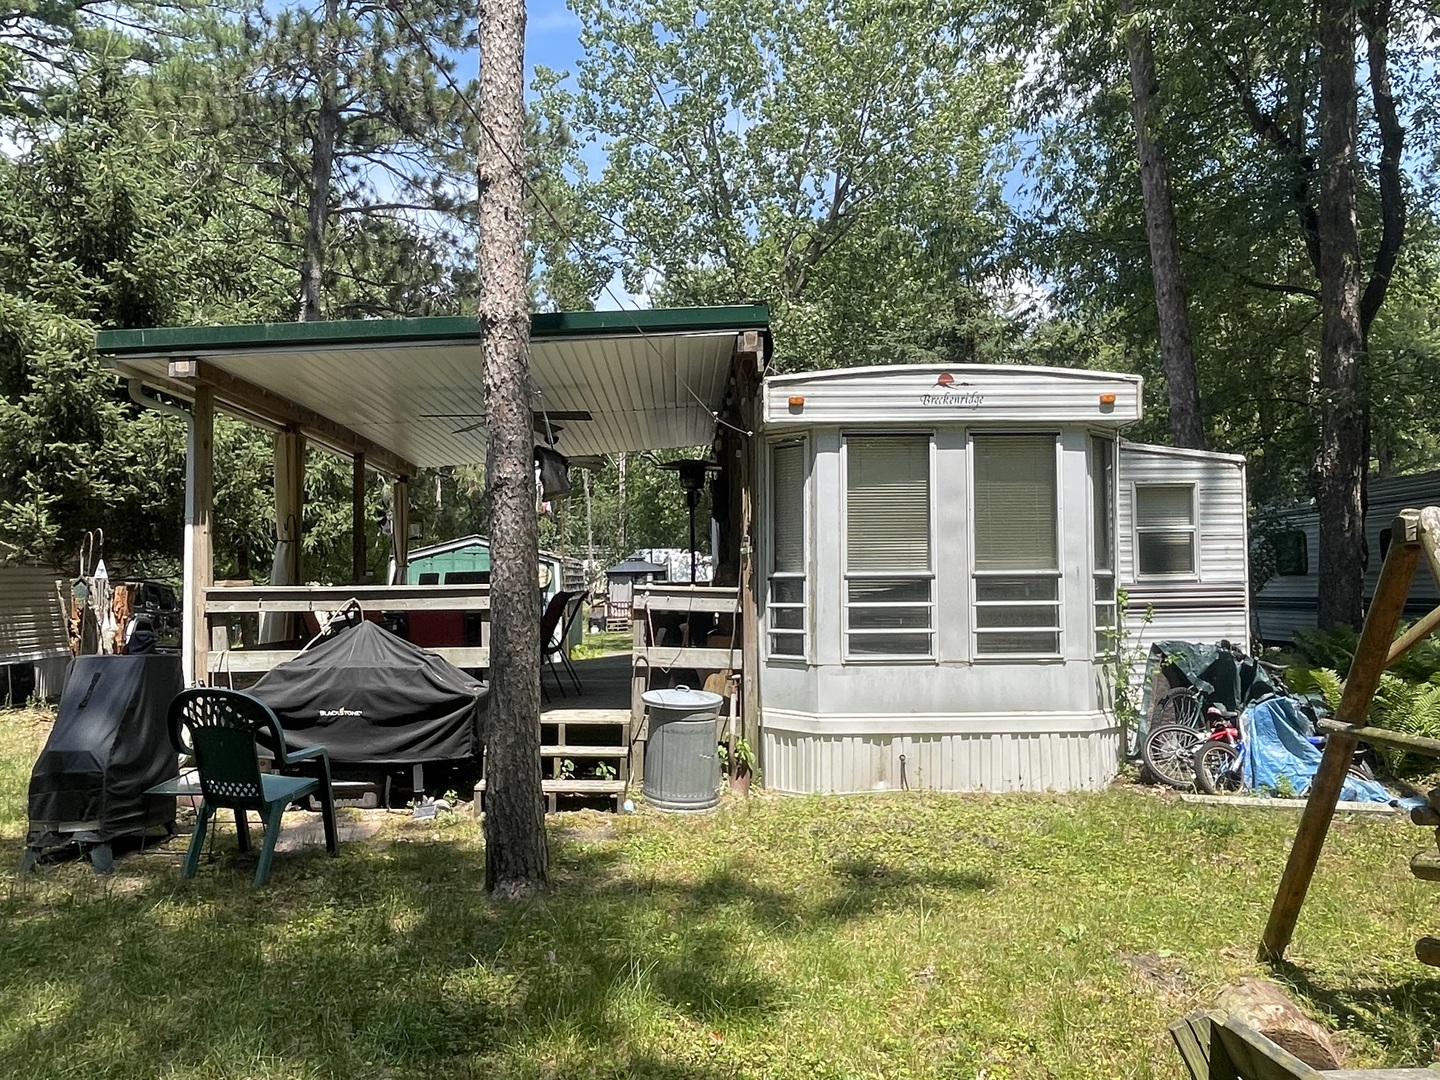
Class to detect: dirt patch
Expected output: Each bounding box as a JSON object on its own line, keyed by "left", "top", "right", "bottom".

{"left": 275, "top": 814, "right": 384, "bottom": 852}
{"left": 1121, "top": 950, "right": 1193, "bottom": 996}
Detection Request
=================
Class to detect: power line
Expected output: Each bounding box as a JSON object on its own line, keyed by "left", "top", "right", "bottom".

{"left": 383, "top": 0, "right": 755, "bottom": 440}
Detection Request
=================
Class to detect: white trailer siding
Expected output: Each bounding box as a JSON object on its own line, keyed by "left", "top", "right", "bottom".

{"left": 1254, "top": 469, "right": 1440, "bottom": 642}
{"left": 1, "top": 559, "right": 69, "bottom": 701}
{"left": 1117, "top": 443, "right": 1251, "bottom": 671}
{"left": 756, "top": 364, "right": 1145, "bottom": 794}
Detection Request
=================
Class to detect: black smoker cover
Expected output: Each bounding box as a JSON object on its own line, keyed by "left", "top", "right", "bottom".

{"left": 249, "top": 620, "right": 486, "bottom": 765}
{"left": 28, "top": 653, "right": 182, "bottom": 839}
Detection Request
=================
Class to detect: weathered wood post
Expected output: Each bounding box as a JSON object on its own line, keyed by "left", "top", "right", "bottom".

{"left": 1259, "top": 510, "right": 1423, "bottom": 960}
{"left": 352, "top": 452, "right": 366, "bottom": 583}
{"left": 191, "top": 386, "right": 214, "bottom": 685}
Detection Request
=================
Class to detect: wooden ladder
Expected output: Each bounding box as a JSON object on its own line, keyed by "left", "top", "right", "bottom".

{"left": 1317, "top": 720, "right": 1440, "bottom": 968}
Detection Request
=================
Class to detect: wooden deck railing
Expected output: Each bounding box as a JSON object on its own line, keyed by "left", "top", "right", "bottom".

{"left": 629, "top": 584, "right": 743, "bottom": 736}
{"left": 204, "top": 583, "right": 491, "bottom": 674}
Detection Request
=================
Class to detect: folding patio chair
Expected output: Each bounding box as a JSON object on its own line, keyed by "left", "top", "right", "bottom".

{"left": 540, "top": 590, "right": 587, "bottom": 700}
{"left": 167, "top": 687, "right": 338, "bottom": 886}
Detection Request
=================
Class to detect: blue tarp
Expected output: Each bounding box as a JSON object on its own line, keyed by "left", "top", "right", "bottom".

{"left": 1242, "top": 697, "right": 1396, "bottom": 803}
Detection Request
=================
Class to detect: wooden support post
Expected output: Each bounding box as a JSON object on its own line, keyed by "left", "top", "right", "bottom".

{"left": 631, "top": 598, "right": 648, "bottom": 787}
{"left": 352, "top": 452, "right": 366, "bottom": 583}
{"left": 738, "top": 365, "right": 761, "bottom": 763}
{"left": 191, "top": 386, "right": 214, "bottom": 684}
{"left": 1259, "top": 510, "right": 1423, "bottom": 961}
{"left": 392, "top": 475, "right": 410, "bottom": 583}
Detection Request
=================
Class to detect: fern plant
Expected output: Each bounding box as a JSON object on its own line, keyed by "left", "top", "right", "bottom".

{"left": 1286, "top": 664, "right": 1440, "bottom": 775}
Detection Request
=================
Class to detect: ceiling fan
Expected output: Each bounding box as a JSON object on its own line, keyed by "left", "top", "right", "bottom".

{"left": 421, "top": 410, "right": 593, "bottom": 437}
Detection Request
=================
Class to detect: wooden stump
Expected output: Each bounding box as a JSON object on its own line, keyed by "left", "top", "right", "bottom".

{"left": 1213, "top": 978, "right": 1341, "bottom": 1070}
{"left": 1417, "top": 937, "right": 1440, "bottom": 967}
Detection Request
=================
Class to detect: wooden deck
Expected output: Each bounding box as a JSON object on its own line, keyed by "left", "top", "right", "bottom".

{"left": 483, "top": 652, "right": 636, "bottom": 813}
{"left": 542, "top": 653, "right": 631, "bottom": 721}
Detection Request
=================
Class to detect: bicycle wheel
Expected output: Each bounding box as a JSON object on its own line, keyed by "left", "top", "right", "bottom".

{"left": 1151, "top": 687, "right": 1204, "bottom": 730}
{"left": 1143, "top": 724, "right": 1204, "bottom": 789}
{"left": 1194, "top": 742, "right": 1243, "bottom": 794}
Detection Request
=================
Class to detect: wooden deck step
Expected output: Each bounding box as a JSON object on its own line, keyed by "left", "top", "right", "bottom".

{"left": 1417, "top": 937, "right": 1440, "bottom": 967}
{"left": 474, "top": 778, "right": 625, "bottom": 795}
{"left": 1409, "top": 852, "right": 1440, "bottom": 881}
{"left": 540, "top": 745, "right": 627, "bottom": 757}
{"left": 1317, "top": 720, "right": 1440, "bottom": 759}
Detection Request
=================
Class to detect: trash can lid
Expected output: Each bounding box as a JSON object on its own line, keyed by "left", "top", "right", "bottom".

{"left": 641, "top": 684, "right": 723, "bottom": 709}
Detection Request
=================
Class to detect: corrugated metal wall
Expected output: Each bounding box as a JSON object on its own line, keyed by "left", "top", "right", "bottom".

{"left": 763, "top": 725, "right": 1120, "bottom": 794}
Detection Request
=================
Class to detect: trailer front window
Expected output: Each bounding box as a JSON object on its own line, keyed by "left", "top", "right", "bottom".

{"left": 972, "top": 434, "right": 1061, "bottom": 657}
{"left": 843, "top": 434, "right": 933, "bottom": 659}
{"left": 768, "top": 440, "right": 808, "bottom": 657}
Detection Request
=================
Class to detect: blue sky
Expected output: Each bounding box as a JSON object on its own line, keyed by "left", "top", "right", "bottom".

{"left": 527, "top": 1, "right": 585, "bottom": 80}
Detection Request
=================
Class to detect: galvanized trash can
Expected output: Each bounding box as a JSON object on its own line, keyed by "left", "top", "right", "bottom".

{"left": 641, "top": 685, "right": 723, "bottom": 811}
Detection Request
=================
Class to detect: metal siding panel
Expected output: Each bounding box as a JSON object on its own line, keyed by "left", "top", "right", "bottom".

{"left": 765, "top": 366, "right": 1141, "bottom": 426}
{"left": 0, "top": 567, "right": 68, "bottom": 663}
{"left": 198, "top": 331, "right": 738, "bottom": 467}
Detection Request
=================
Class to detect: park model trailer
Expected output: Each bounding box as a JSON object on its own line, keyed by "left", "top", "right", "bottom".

{"left": 95, "top": 309, "right": 1252, "bottom": 798}
{"left": 1254, "top": 468, "right": 1440, "bottom": 644}
{"left": 754, "top": 366, "right": 1250, "bottom": 794}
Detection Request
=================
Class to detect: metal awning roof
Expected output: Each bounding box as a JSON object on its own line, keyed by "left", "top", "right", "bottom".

{"left": 96, "top": 306, "right": 770, "bottom": 470}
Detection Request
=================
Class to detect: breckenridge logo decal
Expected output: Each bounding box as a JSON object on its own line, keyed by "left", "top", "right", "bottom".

{"left": 921, "top": 373, "right": 983, "bottom": 408}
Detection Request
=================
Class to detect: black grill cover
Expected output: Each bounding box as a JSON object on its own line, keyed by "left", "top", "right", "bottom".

{"left": 249, "top": 621, "right": 486, "bottom": 765}
{"left": 27, "top": 654, "right": 181, "bottom": 839}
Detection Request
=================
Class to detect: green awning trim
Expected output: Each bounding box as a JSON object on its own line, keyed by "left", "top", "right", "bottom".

{"left": 95, "top": 305, "right": 771, "bottom": 356}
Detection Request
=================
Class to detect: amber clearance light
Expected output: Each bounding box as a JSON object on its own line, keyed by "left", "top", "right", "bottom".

{"left": 1099, "top": 393, "right": 1117, "bottom": 406}
{"left": 788, "top": 395, "right": 805, "bottom": 408}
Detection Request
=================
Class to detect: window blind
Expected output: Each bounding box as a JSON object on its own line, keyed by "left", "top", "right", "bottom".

{"left": 973, "top": 435, "right": 1058, "bottom": 571}
{"left": 846, "top": 436, "right": 930, "bottom": 573}
{"left": 771, "top": 442, "right": 805, "bottom": 574}
{"left": 1092, "top": 436, "right": 1115, "bottom": 571}
{"left": 1136, "top": 485, "right": 1193, "bottom": 527}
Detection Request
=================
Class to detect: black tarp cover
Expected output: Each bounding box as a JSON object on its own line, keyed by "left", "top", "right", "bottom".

{"left": 27, "top": 654, "right": 181, "bottom": 839}
{"left": 249, "top": 621, "right": 486, "bottom": 765}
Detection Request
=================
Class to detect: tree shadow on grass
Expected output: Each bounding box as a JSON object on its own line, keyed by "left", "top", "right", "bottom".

{"left": 1268, "top": 958, "right": 1440, "bottom": 1067}
{"left": 0, "top": 827, "right": 777, "bottom": 1078}
{"left": 0, "top": 810, "right": 1006, "bottom": 1079}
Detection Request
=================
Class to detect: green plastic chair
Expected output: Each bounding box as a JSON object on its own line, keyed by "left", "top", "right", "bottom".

{"left": 169, "top": 687, "right": 338, "bottom": 886}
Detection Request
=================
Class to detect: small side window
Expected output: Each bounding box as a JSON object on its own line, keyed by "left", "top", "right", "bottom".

{"left": 1273, "top": 530, "right": 1308, "bottom": 576}
{"left": 418, "top": 572, "right": 440, "bottom": 585}
{"left": 1134, "top": 484, "right": 1197, "bottom": 577}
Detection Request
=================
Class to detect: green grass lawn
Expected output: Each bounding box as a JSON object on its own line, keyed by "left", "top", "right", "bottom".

{"left": 571, "top": 631, "right": 632, "bottom": 660}
{"left": 2, "top": 706, "right": 1437, "bottom": 1080}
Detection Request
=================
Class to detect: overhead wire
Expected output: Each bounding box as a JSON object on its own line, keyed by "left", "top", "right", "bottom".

{"left": 382, "top": 0, "right": 755, "bottom": 440}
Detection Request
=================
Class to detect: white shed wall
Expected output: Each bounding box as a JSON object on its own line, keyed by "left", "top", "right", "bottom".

{"left": 0, "top": 564, "right": 68, "bottom": 664}
{"left": 1117, "top": 443, "right": 1251, "bottom": 670}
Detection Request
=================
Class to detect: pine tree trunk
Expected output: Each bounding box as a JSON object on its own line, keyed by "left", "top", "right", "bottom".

{"left": 1122, "top": 1, "right": 1204, "bottom": 450}
{"left": 478, "top": 0, "right": 548, "bottom": 896}
{"left": 298, "top": 0, "right": 340, "bottom": 322}
{"left": 1314, "top": 0, "right": 1366, "bottom": 630}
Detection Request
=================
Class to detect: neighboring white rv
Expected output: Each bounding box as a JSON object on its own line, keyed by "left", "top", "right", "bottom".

{"left": 0, "top": 544, "right": 69, "bottom": 702}
{"left": 1253, "top": 469, "right": 1440, "bottom": 643}
{"left": 753, "top": 364, "right": 1250, "bottom": 795}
